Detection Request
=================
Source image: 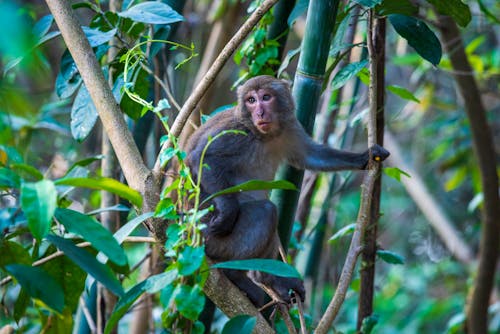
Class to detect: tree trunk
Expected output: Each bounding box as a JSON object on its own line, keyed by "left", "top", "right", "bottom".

{"left": 357, "top": 16, "right": 386, "bottom": 330}
{"left": 437, "top": 15, "right": 500, "bottom": 334}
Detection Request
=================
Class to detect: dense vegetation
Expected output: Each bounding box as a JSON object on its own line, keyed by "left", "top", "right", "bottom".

{"left": 0, "top": 0, "right": 499, "bottom": 333}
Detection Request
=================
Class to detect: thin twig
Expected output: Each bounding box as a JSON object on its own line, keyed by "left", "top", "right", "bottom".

{"left": 140, "top": 62, "right": 181, "bottom": 112}
{"left": 296, "top": 298, "right": 307, "bottom": 334}
{"left": 152, "top": 0, "right": 281, "bottom": 176}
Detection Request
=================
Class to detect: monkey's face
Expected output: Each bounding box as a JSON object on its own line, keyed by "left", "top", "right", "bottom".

{"left": 244, "top": 89, "right": 279, "bottom": 135}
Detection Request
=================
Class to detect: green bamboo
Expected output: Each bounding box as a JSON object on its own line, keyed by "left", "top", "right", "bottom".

{"left": 271, "top": 0, "right": 340, "bottom": 250}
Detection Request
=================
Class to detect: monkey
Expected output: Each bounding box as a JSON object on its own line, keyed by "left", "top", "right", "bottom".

{"left": 184, "top": 75, "right": 390, "bottom": 306}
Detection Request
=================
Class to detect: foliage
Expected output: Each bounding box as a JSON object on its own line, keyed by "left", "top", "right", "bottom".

{"left": 1, "top": 0, "right": 500, "bottom": 333}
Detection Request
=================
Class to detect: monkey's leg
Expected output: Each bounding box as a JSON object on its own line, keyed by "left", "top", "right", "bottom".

{"left": 205, "top": 200, "right": 278, "bottom": 260}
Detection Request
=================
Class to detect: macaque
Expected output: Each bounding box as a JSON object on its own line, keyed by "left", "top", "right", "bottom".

{"left": 185, "top": 75, "right": 389, "bottom": 306}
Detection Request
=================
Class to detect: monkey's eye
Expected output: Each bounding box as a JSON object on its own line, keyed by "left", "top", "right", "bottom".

{"left": 262, "top": 94, "right": 271, "bottom": 101}
{"left": 247, "top": 97, "right": 256, "bottom": 103}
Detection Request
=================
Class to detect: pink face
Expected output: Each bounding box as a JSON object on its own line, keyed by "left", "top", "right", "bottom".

{"left": 244, "top": 89, "right": 278, "bottom": 134}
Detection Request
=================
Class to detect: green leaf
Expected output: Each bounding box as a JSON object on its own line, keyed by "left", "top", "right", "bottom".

{"left": 425, "top": 0, "right": 471, "bottom": 28}
{"left": 55, "top": 50, "right": 82, "bottom": 99}
{"left": 113, "top": 212, "right": 154, "bottom": 243}
{"left": 71, "top": 83, "right": 98, "bottom": 142}
{"left": 202, "top": 180, "right": 296, "bottom": 205}
{"left": 389, "top": 14, "right": 442, "bottom": 66}
{"left": 387, "top": 85, "right": 420, "bottom": 103}
{"left": 55, "top": 176, "right": 142, "bottom": 208}
{"left": 46, "top": 235, "right": 124, "bottom": 296}
{"left": 329, "top": 223, "right": 356, "bottom": 243}
{"left": 0, "top": 240, "right": 32, "bottom": 267}
{"left": 331, "top": 60, "right": 368, "bottom": 90}
{"left": 376, "top": 249, "right": 405, "bottom": 265}
{"left": 222, "top": 315, "right": 257, "bottom": 334}
{"left": 353, "top": 0, "right": 382, "bottom": 8}
{"left": 212, "top": 259, "right": 301, "bottom": 278}
{"left": 154, "top": 98, "right": 171, "bottom": 113}
{"left": 11, "top": 163, "right": 44, "bottom": 181}
{"left": 144, "top": 269, "right": 178, "bottom": 293}
{"left": 118, "top": 2, "right": 184, "bottom": 24}
{"left": 33, "top": 15, "right": 53, "bottom": 39}
{"left": 20, "top": 180, "right": 57, "bottom": 240}
{"left": 178, "top": 246, "right": 205, "bottom": 276}
{"left": 105, "top": 269, "right": 177, "bottom": 334}
{"left": 175, "top": 284, "right": 205, "bottom": 320}
{"left": 82, "top": 27, "right": 117, "bottom": 47}
{"left": 383, "top": 167, "right": 411, "bottom": 182}
{"left": 14, "top": 288, "right": 30, "bottom": 322}
{"left": 6, "top": 264, "right": 65, "bottom": 313}
{"left": 444, "top": 166, "right": 467, "bottom": 192}
{"left": 477, "top": 0, "right": 500, "bottom": 24}
{"left": 67, "top": 155, "right": 104, "bottom": 172}
{"left": 41, "top": 255, "right": 86, "bottom": 312}
{"left": 0, "top": 167, "right": 21, "bottom": 188}
{"left": 55, "top": 208, "right": 128, "bottom": 266}
{"left": 376, "top": 0, "right": 417, "bottom": 16}
{"left": 467, "top": 192, "right": 483, "bottom": 213}
{"left": 360, "top": 314, "right": 379, "bottom": 334}
{"left": 86, "top": 204, "right": 130, "bottom": 216}
{"left": 105, "top": 280, "right": 148, "bottom": 334}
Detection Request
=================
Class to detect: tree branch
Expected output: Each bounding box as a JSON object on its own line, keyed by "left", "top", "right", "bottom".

{"left": 45, "top": 0, "right": 154, "bottom": 196}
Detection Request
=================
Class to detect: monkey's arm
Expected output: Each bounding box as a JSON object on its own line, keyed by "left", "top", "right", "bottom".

{"left": 187, "top": 142, "right": 240, "bottom": 236}
{"left": 287, "top": 127, "right": 389, "bottom": 171}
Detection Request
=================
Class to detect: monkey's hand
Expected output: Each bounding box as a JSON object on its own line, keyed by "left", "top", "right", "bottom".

{"left": 271, "top": 277, "right": 305, "bottom": 304}
{"left": 209, "top": 197, "right": 240, "bottom": 237}
{"left": 367, "top": 144, "right": 390, "bottom": 164}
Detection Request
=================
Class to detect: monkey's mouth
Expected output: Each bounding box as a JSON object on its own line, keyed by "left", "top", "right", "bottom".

{"left": 257, "top": 121, "right": 272, "bottom": 131}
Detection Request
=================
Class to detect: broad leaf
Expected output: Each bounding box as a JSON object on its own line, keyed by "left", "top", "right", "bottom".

{"left": 71, "top": 83, "right": 98, "bottom": 142}
{"left": 46, "top": 235, "right": 124, "bottom": 296}
{"left": 82, "top": 27, "right": 117, "bottom": 47}
{"left": 175, "top": 284, "right": 205, "bottom": 320}
{"left": 329, "top": 223, "right": 356, "bottom": 243}
{"left": 105, "top": 280, "right": 148, "bottom": 334}
{"left": 113, "top": 212, "right": 155, "bottom": 244}
{"left": 96, "top": 212, "right": 154, "bottom": 263}
{"left": 55, "top": 176, "right": 142, "bottom": 208}
{"left": 202, "top": 180, "right": 296, "bottom": 205}
{"left": 222, "top": 315, "right": 256, "bottom": 334}
{"left": 105, "top": 270, "right": 177, "bottom": 334}
{"left": 376, "top": 0, "right": 417, "bottom": 16}
{"left": 331, "top": 60, "right": 368, "bottom": 90}
{"left": 376, "top": 249, "right": 405, "bottom": 265}
{"left": 33, "top": 14, "right": 53, "bottom": 39}
{"left": 20, "top": 180, "right": 57, "bottom": 240}
{"left": 178, "top": 246, "right": 205, "bottom": 276}
{"left": 0, "top": 168, "right": 21, "bottom": 188}
{"left": 389, "top": 15, "right": 442, "bottom": 66}
{"left": 0, "top": 240, "right": 32, "bottom": 266}
{"left": 426, "top": 0, "right": 471, "bottom": 28}
{"left": 6, "top": 264, "right": 64, "bottom": 313}
{"left": 212, "top": 259, "right": 301, "bottom": 278}
{"left": 55, "top": 208, "right": 128, "bottom": 266}
{"left": 118, "top": 2, "right": 184, "bottom": 25}
{"left": 383, "top": 167, "right": 411, "bottom": 182}
{"left": 387, "top": 85, "right": 420, "bottom": 103}
{"left": 41, "top": 255, "right": 86, "bottom": 311}
{"left": 353, "top": 0, "right": 382, "bottom": 8}
{"left": 55, "top": 50, "right": 81, "bottom": 99}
